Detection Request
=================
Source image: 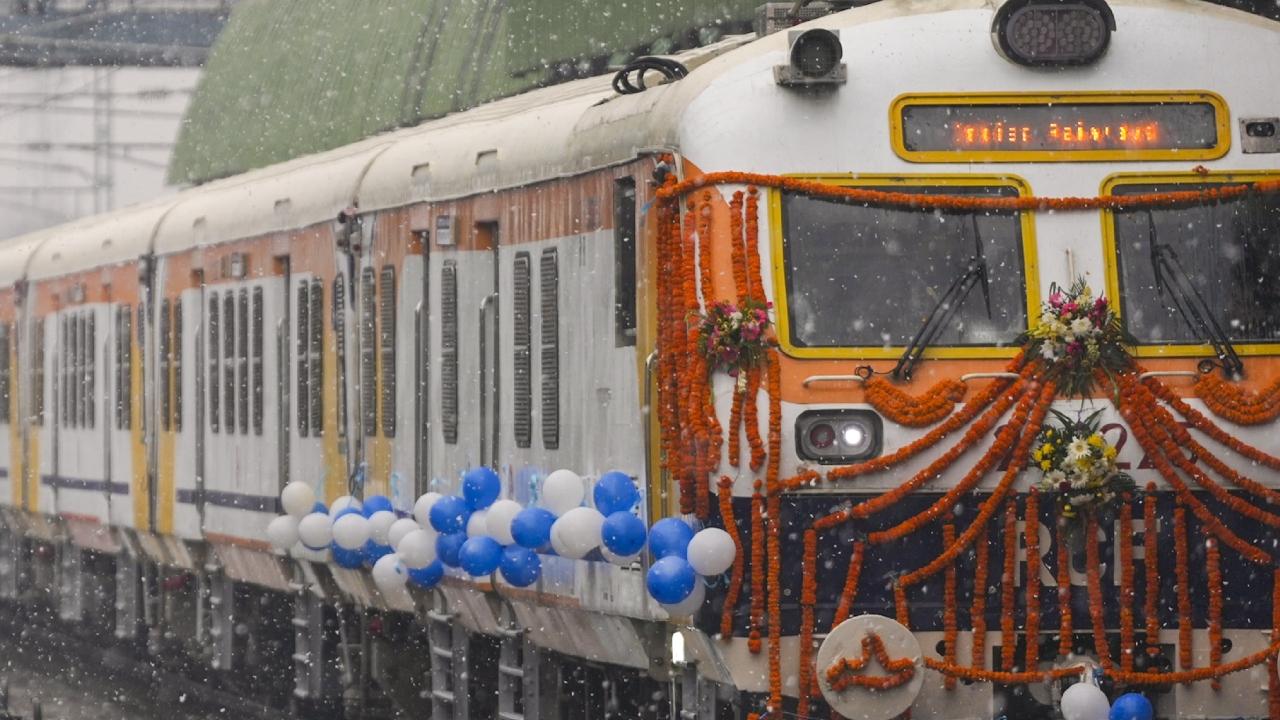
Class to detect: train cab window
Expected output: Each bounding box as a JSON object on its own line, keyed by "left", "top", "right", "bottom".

{"left": 777, "top": 184, "right": 1030, "bottom": 351}
{"left": 0, "top": 323, "right": 10, "bottom": 424}
{"left": 379, "top": 266, "right": 395, "bottom": 438}
{"left": 309, "top": 279, "right": 324, "bottom": 437}
{"left": 173, "top": 298, "right": 183, "bottom": 432}
{"left": 540, "top": 249, "right": 560, "bottom": 450}
{"left": 117, "top": 306, "right": 131, "bottom": 430}
{"left": 32, "top": 318, "right": 44, "bottom": 426}
{"left": 512, "top": 253, "right": 532, "bottom": 449}
{"left": 208, "top": 295, "right": 220, "bottom": 434}
{"left": 1110, "top": 179, "right": 1280, "bottom": 346}
{"left": 332, "top": 274, "right": 347, "bottom": 439}
{"left": 441, "top": 261, "right": 459, "bottom": 445}
{"left": 238, "top": 288, "right": 249, "bottom": 435}
{"left": 613, "top": 177, "right": 637, "bottom": 347}
{"left": 252, "top": 287, "right": 264, "bottom": 435}
{"left": 160, "top": 300, "right": 171, "bottom": 431}
{"left": 360, "top": 267, "right": 376, "bottom": 438}
{"left": 223, "top": 292, "right": 235, "bottom": 433}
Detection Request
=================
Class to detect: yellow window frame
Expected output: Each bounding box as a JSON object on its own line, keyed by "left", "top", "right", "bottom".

{"left": 769, "top": 174, "right": 1040, "bottom": 361}
{"left": 1100, "top": 170, "right": 1280, "bottom": 359}
{"left": 890, "top": 91, "right": 1231, "bottom": 164}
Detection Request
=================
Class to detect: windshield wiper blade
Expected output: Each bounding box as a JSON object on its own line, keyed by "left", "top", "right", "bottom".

{"left": 892, "top": 215, "right": 991, "bottom": 381}
{"left": 1145, "top": 210, "right": 1245, "bottom": 378}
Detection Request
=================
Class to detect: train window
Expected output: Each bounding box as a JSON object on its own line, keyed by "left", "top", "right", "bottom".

{"left": 379, "top": 266, "right": 395, "bottom": 438}
{"left": 117, "top": 306, "right": 131, "bottom": 430}
{"left": 512, "top": 253, "right": 532, "bottom": 449}
{"left": 31, "top": 319, "right": 44, "bottom": 426}
{"left": 59, "top": 316, "right": 68, "bottom": 427}
{"left": 360, "top": 267, "right": 376, "bottom": 438}
{"left": 223, "top": 292, "right": 235, "bottom": 433}
{"left": 296, "top": 282, "right": 310, "bottom": 438}
{"left": 540, "top": 249, "right": 560, "bottom": 450}
{"left": 441, "top": 261, "right": 458, "bottom": 445}
{"left": 252, "top": 287, "right": 264, "bottom": 436}
{"left": 1110, "top": 179, "right": 1280, "bottom": 346}
{"left": 613, "top": 177, "right": 637, "bottom": 347}
{"left": 777, "top": 183, "right": 1029, "bottom": 352}
{"left": 137, "top": 303, "right": 146, "bottom": 434}
{"left": 332, "top": 274, "right": 347, "bottom": 439}
{"left": 173, "top": 298, "right": 183, "bottom": 432}
{"left": 208, "top": 295, "right": 220, "bottom": 434}
{"left": 86, "top": 312, "right": 95, "bottom": 428}
{"left": 0, "top": 323, "right": 10, "bottom": 424}
{"left": 238, "top": 288, "right": 249, "bottom": 435}
{"left": 309, "top": 279, "right": 323, "bottom": 437}
{"left": 160, "top": 300, "right": 171, "bottom": 431}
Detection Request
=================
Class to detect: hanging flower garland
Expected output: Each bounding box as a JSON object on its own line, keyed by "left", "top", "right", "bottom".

{"left": 1195, "top": 373, "right": 1280, "bottom": 426}
{"left": 824, "top": 633, "right": 917, "bottom": 691}
{"left": 1032, "top": 409, "right": 1134, "bottom": 533}
{"left": 863, "top": 376, "right": 967, "bottom": 428}
{"left": 1021, "top": 280, "right": 1131, "bottom": 397}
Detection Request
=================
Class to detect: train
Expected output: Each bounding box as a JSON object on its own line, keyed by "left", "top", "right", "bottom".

{"left": 0, "top": 0, "right": 1278, "bottom": 717}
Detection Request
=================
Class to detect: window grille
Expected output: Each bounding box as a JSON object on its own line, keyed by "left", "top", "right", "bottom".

{"left": 309, "top": 279, "right": 323, "bottom": 436}
{"left": 512, "top": 253, "right": 532, "bottom": 448}
{"left": 360, "top": 267, "right": 377, "bottom": 437}
{"left": 252, "top": 287, "right": 264, "bottom": 435}
{"left": 440, "top": 261, "right": 458, "bottom": 445}
{"left": 540, "top": 249, "right": 560, "bottom": 449}
{"left": 208, "top": 295, "right": 219, "bottom": 434}
{"left": 379, "top": 266, "right": 396, "bottom": 437}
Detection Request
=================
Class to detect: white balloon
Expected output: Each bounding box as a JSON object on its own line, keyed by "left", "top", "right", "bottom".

{"left": 396, "top": 528, "right": 438, "bottom": 569}
{"left": 554, "top": 507, "right": 604, "bottom": 560}
{"left": 367, "top": 511, "right": 398, "bottom": 546}
{"left": 1060, "top": 682, "right": 1111, "bottom": 720}
{"left": 333, "top": 513, "right": 371, "bottom": 550}
{"left": 387, "top": 518, "right": 421, "bottom": 550}
{"left": 413, "top": 492, "right": 442, "bottom": 527}
{"left": 266, "top": 515, "right": 300, "bottom": 551}
{"left": 541, "top": 469, "right": 584, "bottom": 515}
{"left": 485, "top": 500, "right": 522, "bottom": 546}
{"left": 467, "top": 510, "right": 490, "bottom": 538}
{"left": 687, "top": 528, "right": 736, "bottom": 576}
{"left": 298, "top": 512, "right": 333, "bottom": 550}
{"left": 661, "top": 578, "right": 706, "bottom": 619}
{"left": 280, "top": 482, "right": 318, "bottom": 518}
{"left": 371, "top": 554, "right": 408, "bottom": 595}
{"left": 329, "top": 495, "right": 363, "bottom": 517}
{"left": 549, "top": 520, "right": 572, "bottom": 557}
{"left": 600, "top": 545, "right": 641, "bottom": 567}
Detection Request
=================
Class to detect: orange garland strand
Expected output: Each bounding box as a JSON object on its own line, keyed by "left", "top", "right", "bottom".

{"left": 1118, "top": 495, "right": 1136, "bottom": 673}
{"left": 943, "top": 519, "right": 959, "bottom": 690}
{"left": 1024, "top": 489, "right": 1041, "bottom": 673}
{"left": 1085, "top": 514, "right": 1113, "bottom": 669}
{"left": 765, "top": 353, "right": 783, "bottom": 714}
{"left": 748, "top": 482, "right": 765, "bottom": 654}
{"left": 1001, "top": 499, "right": 1019, "bottom": 672}
{"left": 832, "top": 540, "right": 865, "bottom": 628}
{"left": 971, "top": 518, "right": 990, "bottom": 670}
{"left": 1195, "top": 373, "right": 1280, "bottom": 426}
{"left": 798, "top": 530, "right": 817, "bottom": 717}
{"left": 1174, "top": 504, "right": 1193, "bottom": 674}
{"left": 1144, "top": 377, "right": 1280, "bottom": 472}
{"left": 825, "top": 633, "right": 917, "bottom": 691}
{"left": 863, "top": 376, "right": 968, "bottom": 428}
{"left": 1143, "top": 483, "right": 1161, "bottom": 660}
{"left": 744, "top": 367, "right": 765, "bottom": 471}
{"left": 1058, "top": 522, "right": 1073, "bottom": 659}
{"left": 1207, "top": 537, "right": 1223, "bottom": 691}
{"left": 718, "top": 476, "right": 745, "bottom": 639}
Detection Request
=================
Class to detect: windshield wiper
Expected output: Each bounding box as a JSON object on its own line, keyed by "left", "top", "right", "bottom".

{"left": 892, "top": 214, "right": 992, "bottom": 381}
{"left": 1145, "top": 210, "right": 1245, "bottom": 378}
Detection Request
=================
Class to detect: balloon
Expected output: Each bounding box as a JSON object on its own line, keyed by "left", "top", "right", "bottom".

{"left": 280, "top": 481, "right": 317, "bottom": 518}
{"left": 593, "top": 471, "right": 639, "bottom": 515}
{"left": 462, "top": 467, "right": 502, "bottom": 510}
{"left": 368, "top": 510, "right": 398, "bottom": 545}
{"left": 362, "top": 495, "right": 394, "bottom": 517}
{"left": 298, "top": 512, "right": 333, "bottom": 550}
{"left": 332, "top": 543, "right": 364, "bottom": 569}
{"left": 485, "top": 500, "right": 522, "bottom": 546}
{"left": 600, "top": 545, "right": 641, "bottom": 567}
{"left": 549, "top": 520, "right": 571, "bottom": 557}
{"left": 458, "top": 536, "right": 503, "bottom": 576}
{"left": 429, "top": 496, "right": 470, "bottom": 534}
{"left": 413, "top": 492, "right": 442, "bottom": 527}
{"left": 467, "top": 510, "right": 490, "bottom": 538}
{"left": 407, "top": 560, "right": 444, "bottom": 589}
{"left": 387, "top": 518, "right": 421, "bottom": 550}
{"left": 362, "top": 541, "right": 394, "bottom": 565}
{"left": 329, "top": 495, "right": 363, "bottom": 517}
{"left": 371, "top": 554, "right": 407, "bottom": 596}
{"left": 312, "top": 501, "right": 328, "bottom": 514}
{"left": 333, "top": 513, "right": 372, "bottom": 550}
{"left": 601, "top": 511, "right": 647, "bottom": 557}
{"left": 687, "top": 528, "right": 735, "bottom": 576}
{"left": 1108, "top": 694, "right": 1153, "bottom": 720}
{"left": 511, "top": 507, "right": 556, "bottom": 549}
{"left": 396, "top": 528, "right": 439, "bottom": 569}
{"left": 437, "top": 532, "right": 467, "bottom": 567}
{"left": 267, "top": 515, "right": 300, "bottom": 551}
{"left": 648, "top": 518, "right": 695, "bottom": 560}
{"left": 647, "top": 556, "right": 697, "bottom": 604}
{"left": 553, "top": 507, "right": 604, "bottom": 559}
{"left": 541, "top": 469, "right": 584, "bottom": 515}
{"left": 1061, "top": 682, "right": 1111, "bottom": 720}
{"left": 661, "top": 577, "right": 706, "bottom": 618}
{"left": 499, "top": 546, "right": 542, "bottom": 587}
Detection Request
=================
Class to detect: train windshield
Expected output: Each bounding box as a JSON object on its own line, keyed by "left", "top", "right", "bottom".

{"left": 1111, "top": 182, "right": 1280, "bottom": 345}
{"left": 778, "top": 185, "right": 1029, "bottom": 349}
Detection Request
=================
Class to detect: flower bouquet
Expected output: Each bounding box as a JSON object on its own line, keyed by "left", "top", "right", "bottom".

{"left": 1033, "top": 409, "right": 1134, "bottom": 536}
{"left": 697, "top": 298, "right": 774, "bottom": 376}
{"left": 1021, "top": 280, "right": 1131, "bottom": 397}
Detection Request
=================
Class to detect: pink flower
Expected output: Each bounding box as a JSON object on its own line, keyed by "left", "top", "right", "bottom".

{"left": 1049, "top": 291, "right": 1064, "bottom": 308}
{"left": 742, "top": 324, "right": 761, "bottom": 341}
{"left": 1066, "top": 341, "right": 1083, "bottom": 356}
{"left": 1062, "top": 302, "right": 1078, "bottom": 315}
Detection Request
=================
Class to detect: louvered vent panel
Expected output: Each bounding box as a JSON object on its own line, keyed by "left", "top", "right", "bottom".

{"left": 379, "top": 266, "right": 396, "bottom": 438}
{"left": 441, "top": 261, "right": 458, "bottom": 445}
{"left": 512, "top": 254, "right": 532, "bottom": 449}
{"left": 539, "top": 249, "right": 559, "bottom": 450}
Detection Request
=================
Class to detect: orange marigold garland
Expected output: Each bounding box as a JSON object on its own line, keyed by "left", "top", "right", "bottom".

{"left": 748, "top": 482, "right": 765, "bottom": 654}
{"left": 718, "top": 476, "right": 745, "bottom": 638}
{"left": 1207, "top": 537, "right": 1223, "bottom": 691}
{"left": 1174, "top": 503, "right": 1193, "bottom": 673}
{"left": 729, "top": 190, "right": 747, "bottom": 299}
{"left": 798, "top": 530, "right": 818, "bottom": 718}
{"left": 825, "top": 633, "right": 917, "bottom": 691}
{"left": 743, "top": 186, "right": 764, "bottom": 301}
{"left": 1144, "top": 376, "right": 1280, "bottom": 472}
{"left": 744, "top": 367, "right": 765, "bottom": 471}
{"left": 1057, "top": 520, "right": 1073, "bottom": 659}
{"left": 1118, "top": 495, "right": 1136, "bottom": 673}
{"left": 863, "top": 376, "right": 968, "bottom": 428}
{"left": 1024, "top": 489, "right": 1041, "bottom": 672}
{"left": 971, "top": 518, "right": 991, "bottom": 670}
{"left": 765, "top": 353, "right": 784, "bottom": 714}
{"left": 832, "top": 540, "right": 865, "bottom": 628}
{"left": 943, "top": 519, "right": 959, "bottom": 689}
{"left": 1001, "top": 498, "right": 1019, "bottom": 672}
{"left": 1195, "top": 372, "right": 1280, "bottom": 426}
{"left": 1084, "top": 514, "right": 1113, "bottom": 669}
{"left": 1143, "top": 483, "right": 1161, "bottom": 661}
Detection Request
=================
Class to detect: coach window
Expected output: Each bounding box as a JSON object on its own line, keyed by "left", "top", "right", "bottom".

{"left": 0, "top": 323, "right": 10, "bottom": 424}
{"left": 160, "top": 300, "right": 171, "bottom": 431}
{"left": 208, "top": 294, "right": 220, "bottom": 434}
{"left": 173, "top": 298, "right": 183, "bottom": 432}
{"left": 87, "top": 313, "right": 95, "bottom": 428}
{"left": 252, "top": 287, "right": 264, "bottom": 435}
{"left": 441, "top": 261, "right": 458, "bottom": 445}
{"left": 540, "top": 248, "right": 560, "bottom": 450}
{"left": 332, "top": 273, "right": 347, "bottom": 439}
{"left": 237, "top": 288, "right": 249, "bottom": 435}
{"left": 223, "top": 292, "right": 235, "bottom": 433}
{"left": 513, "top": 253, "right": 532, "bottom": 448}
{"left": 60, "top": 315, "right": 70, "bottom": 428}
{"left": 360, "top": 267, "right": 376, "bottom": 438}
{"left": 613, "top": 177, "right": 637, "bottom": 347}
{"left": 32, "top": 318, "right": 45, "bottom": 425}
{"left": 117, "top": 306, "right": 131, "bottom": 430}
{"left": 379, "top": 266, "right": 395, "bottom": 438}
{"left": 137, "top": 303, "right": 146, "bottom": 433}
{"left": 296, "top": 281, "right": 311, "bottom": 437}
{"left": 309, "top": 279, "right": 324, "bottom": 437}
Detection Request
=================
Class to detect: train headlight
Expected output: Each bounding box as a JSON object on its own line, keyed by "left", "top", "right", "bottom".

{"left": 796, "top": 409, "right": 881, "bottom": 464}
{"left": 993, "top": 0, "right": 1114, "bottom": 67}
{"left": 775, "top": 28, "right": 847, "bottom": 88}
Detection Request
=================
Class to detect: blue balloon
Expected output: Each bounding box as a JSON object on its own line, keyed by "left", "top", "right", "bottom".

{"left": 601, "top": 511, "right": 647, "bottom": 556}
{"left": 647, "top": 556, "right": 696, "bottom": 604}
{"left": 408, "top": 560, "right": 444, "bottom": 589}
{"left": 511, "top": 507, "right": 557, "bottom": 549}
{"left": 593, "top": 471, "right": 639, "bottom": 515}
{"left": 312, "top": 501, "right": 328, "bottom": 514}
{"left": 648, "top": 518, "right": 695, "bottom": 560}
{"left": 429, "top": 495, "right": 471, "bottom": 534}
{"left": 499, "top": 546, "right": 542, "bottom": 587}
{"left": 362, "top": 541, "right": 394, "bottom": 565}
{"left": 331, "top": 543, "right": 364, "bottom": 569}
{"left": 462, "top": 467, "right": 502, "bottom": 510}
{"left": 458, "top": 536, "right": 503, "bottom": 576}
{"left": 1109, "top": 693, "right": 1153, "bottom": 720}
{"left": 437, "top": 532, "right": 467, "bottom": 567}
{"left": 361, "top": 495, "right": 394, "bottom": 517}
